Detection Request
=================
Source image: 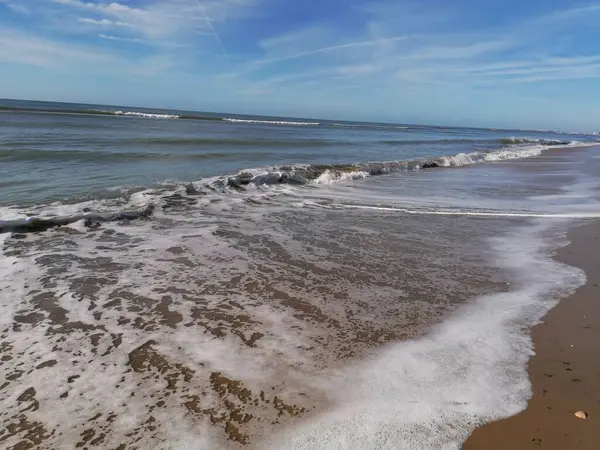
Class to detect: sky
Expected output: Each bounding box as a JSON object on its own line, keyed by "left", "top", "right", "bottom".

{"left": 1, "top": 0, "right": 600, "bottom": 130}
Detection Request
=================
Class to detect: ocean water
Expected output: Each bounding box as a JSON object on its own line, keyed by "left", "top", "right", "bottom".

{"left": 1, "top": 99, "right": 600, "bottom": 449}
{"left": 1, "top": 98, "right": 598, "bottom": 208}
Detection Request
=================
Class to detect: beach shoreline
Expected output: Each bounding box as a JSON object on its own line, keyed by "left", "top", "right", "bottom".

{"left": 463, "top": 219, "right": 600, "bottom": 449}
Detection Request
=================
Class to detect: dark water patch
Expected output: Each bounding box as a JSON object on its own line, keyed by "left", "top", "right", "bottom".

{"left": 0, "top": 148, "right": 278, "bottom": 163}
{"left": 122, "top": 137, "right": 343, "bottom": 147}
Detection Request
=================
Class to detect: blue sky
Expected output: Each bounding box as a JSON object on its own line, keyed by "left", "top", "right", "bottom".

{"left": 1, "top": 0, "right": 600, "bottom": 130}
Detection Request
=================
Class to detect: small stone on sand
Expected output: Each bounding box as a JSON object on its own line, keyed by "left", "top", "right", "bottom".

{"left": 574, "top": 411, "right": 588, "bottom": 420}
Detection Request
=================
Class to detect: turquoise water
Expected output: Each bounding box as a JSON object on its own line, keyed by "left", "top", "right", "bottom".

{"left": 1, "top": 98, "right": 597, "bottom": 207}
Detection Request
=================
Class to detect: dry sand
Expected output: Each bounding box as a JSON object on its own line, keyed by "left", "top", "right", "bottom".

{"left": 463, "top": 220, "right": 600, "bottom": 449}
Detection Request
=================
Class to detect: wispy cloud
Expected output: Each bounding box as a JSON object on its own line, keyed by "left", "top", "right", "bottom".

{"left": 0, "top": 1, "right": 30, "bottom": 14}
{"left": 0, "top": 0, "right": 257, "bottom": 76}
{"left": 78, "top": 17, "right": 131, "bottom": 26}
{"left": 238, "top": 1, "right": 600, "bottom": 92}
{"left": 99, "top": 34, "right": 145, "bottom": 44}
{"left": 52, "top": 0, "right": 254, "bottom": 41}
{"left": 0, "top": 28, "right": 113, "bottom": 68}
{"left": 272, "top": 36, "right": 407, "bottom": 63}
{"left": 2, "top": 0, "right": 600, "bottom": 129}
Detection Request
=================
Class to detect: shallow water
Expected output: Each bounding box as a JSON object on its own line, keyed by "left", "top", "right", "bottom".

{"left": 1, "top": 100, "right": 600, "bottom": 449}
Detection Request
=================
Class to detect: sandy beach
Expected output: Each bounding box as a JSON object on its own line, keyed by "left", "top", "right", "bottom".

{"left": 463, "top": 219, "right": 600, "bottom": 449}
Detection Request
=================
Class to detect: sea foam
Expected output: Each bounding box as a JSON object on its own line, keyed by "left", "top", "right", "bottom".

{"left": 113, "top": 111, "right": 181, "bottom": 119}
{"left": 223, "top": 118, "right": 320, "bottom": 126}
{"left": 260, "top": 220, "right": 585, "bottom": 450}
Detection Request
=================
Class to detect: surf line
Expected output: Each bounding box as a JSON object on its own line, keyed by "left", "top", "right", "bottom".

{"left": 329, "top": 203, "right": 600, "bottom": 218}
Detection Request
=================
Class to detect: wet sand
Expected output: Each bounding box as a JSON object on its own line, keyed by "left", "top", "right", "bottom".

{"left": 463, "top": 220, "right": 600, "bottom": 449}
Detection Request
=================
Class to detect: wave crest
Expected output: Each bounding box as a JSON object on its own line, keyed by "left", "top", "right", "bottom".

{"left": 112, "top": 111, "right": 180, "bottom": 119}
{"left": 499, "top": 137, "right": 570, "bottom": 145}
{"left": 2, "top": 140, "right": 593, "bottom": 235}
{"left": 222, "top": 118, "right": 320, "bottom": 126}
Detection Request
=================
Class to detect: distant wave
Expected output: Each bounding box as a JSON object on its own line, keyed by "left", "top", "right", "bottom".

{"left": 566, "top": 130, "right": 600, "bottom": 136}
{"left": 0, "top": 105, "right": 186, "bottom": 120}
{"left": 111, "top": 111, "right": 180, "bottom": 119}
{"left": 331, "top": 123, "right": 412, "bottom": 130}
{"left": 223, "top": 118, "right": 320, "bottom": 126}
{"left": 498, "top": 137, "right": 571, "bottom": 145}
{"left": 0, "top": 105, "right": 220, "bottom": 121}
{"left": 331, "top": 123, "right": 362, "bottom": 128}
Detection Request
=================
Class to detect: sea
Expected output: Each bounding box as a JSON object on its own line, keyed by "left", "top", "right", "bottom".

{"left": 1, "top": 98, "right": 600, "bottom": 449}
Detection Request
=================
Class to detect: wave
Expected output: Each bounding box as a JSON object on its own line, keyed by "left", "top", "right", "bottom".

{"left": 2, "top": 140, "right": 590, "bottom": 235}
{"left": 566, "top": 131, "right": 600, "bottom": 136}
{"left": 171, "top": 140, "right": 590, "bottom": 190}
{"left": 331, "top": 123, "right": 412, "bottom": 131}
{"left": 0, "top": 104, "right": 326, "bottom": 125}
{"left": 0, "top": 105, "right": 221, "bottom": 122}
{"left": 380, "top": 138, "right": 480, "bottom": 145}
{"left": 4, "top": 137, "right": 577, "bottom": 159}
{"left": 0, "top": 105, "right": 186, "bottom": 120}
{"left": 331, "top": 123, "right": 362, "bottom": 128}
{"left": 222, "top": 118, "right": 320, "bottom": 126}
{"left": 111, "top": 111, "right": 180, "bottom": 119}
{"left": 498, "top": 137, "right": 571, "bottom": 145}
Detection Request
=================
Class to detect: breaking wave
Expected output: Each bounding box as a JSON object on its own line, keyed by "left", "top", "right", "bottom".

{"left": 222, "top": 118, "right": 320, "bottom": 126}
{"left": 111, "top": 111, "right": 180, "bottom": 119}
{"left": 211, "top": 140, "right": 586, "bottom": 191}
{"left": 498, "top": 137, "right": 571, "bottom": 145}
{"left": 1, "top": 140, "right": 591, "bottom": 235}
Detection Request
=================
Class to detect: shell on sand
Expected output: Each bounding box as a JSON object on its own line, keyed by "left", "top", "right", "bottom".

{"left": 574, "top": 411, "right": 588, "bottom": 420}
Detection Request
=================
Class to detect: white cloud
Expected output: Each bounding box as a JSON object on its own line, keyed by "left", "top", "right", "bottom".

{"left": 99, "top": 34, "right": 145, "bottom": 43}
{"left": 78, "top": 17, "right": 131, "bottom": 26}
{"left": 51, "top": 0, "right": 255, "bottom": 40}
{"left": 5, "top": 0, "right": 600, "bottom": 97}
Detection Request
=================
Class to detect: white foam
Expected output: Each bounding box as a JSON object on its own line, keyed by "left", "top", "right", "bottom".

{"left": 313, "top": 170, "right": 370, "bottom": 184}
{"left": 128, "top": 188, "right": 160, "bottom": 207}
{"left": 64, "top": 218, "right": 89, "bottom": 233}
{"left": 114, "top": 111, "right": 181, "bottom": 119}
{"left": 438, "top": 152, "right": 478, "bottom": 167}
{"left": 0, "top": 199, "right": 116, "bottom": 221}
{"left": 261, "top": 220, "right": 585, "bottom": 450}
{"left": 501, "top": 137, "right": 569, "bottom": 145}
{"left": 329, "top": 204, "right": 600, "bottom": 218}
{"left": 483, "top": 145, "right": 545, "bottom": 161}
{"left": 222, "top": 118, "right": 320, "bottom": 126}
